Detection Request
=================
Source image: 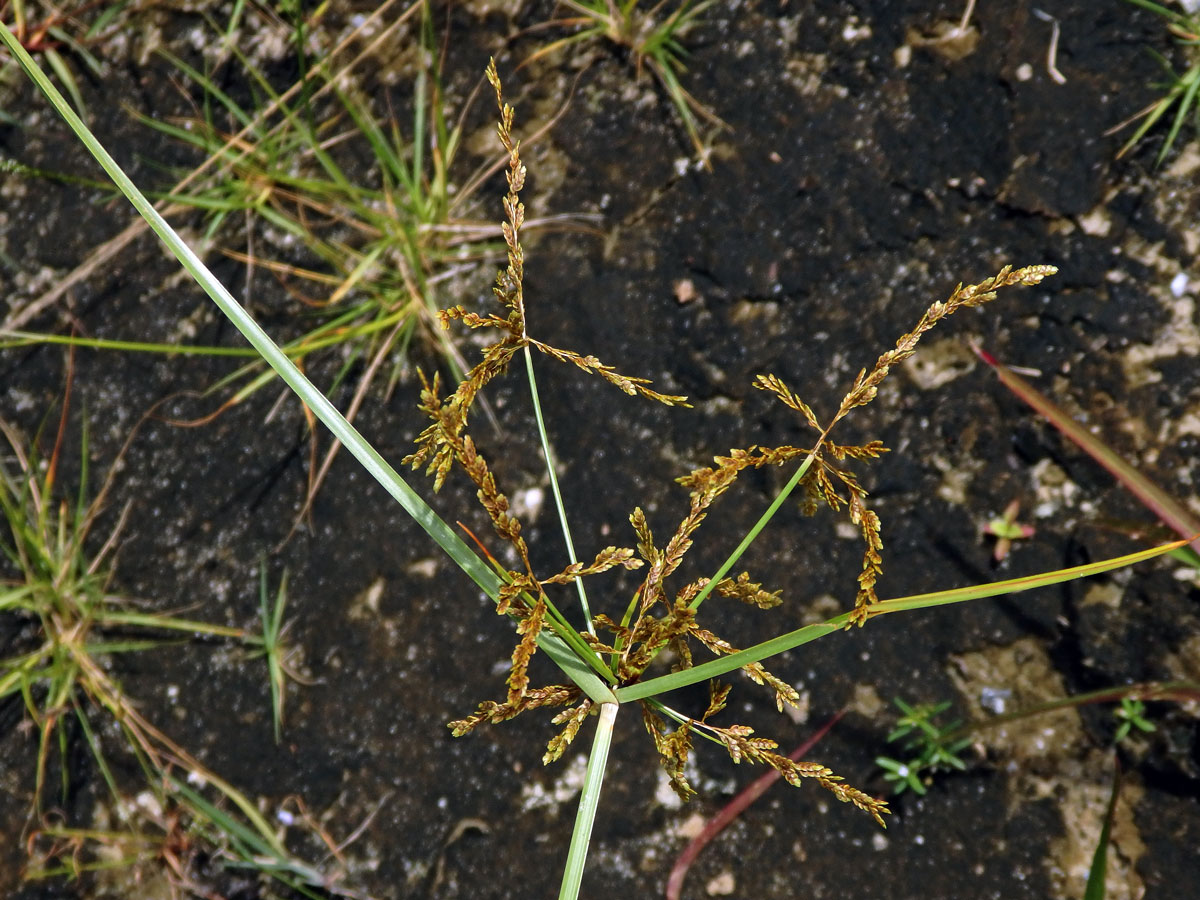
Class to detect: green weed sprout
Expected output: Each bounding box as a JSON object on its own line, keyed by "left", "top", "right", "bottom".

{"left": 875, "top": 699, "right": 971, "bottom": 795}
{"left": 526, "top": 0, "right": 724, "bottom": 164}
{"left": 247, "top": 564, "right": 311, "bottom": 744}
{"left": 7, "top": 23, "right": 1197, "bottom": 896}
{"left": 1112, "top": 696, "right": 1156, "bottom": 742}
{"left": 1117, "top": 0, "right": 1200, "bottom": 165}
{"left": 253, "top": 565, "right": 289, "bottom": 743}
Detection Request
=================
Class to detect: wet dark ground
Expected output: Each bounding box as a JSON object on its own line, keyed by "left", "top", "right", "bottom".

{"left": 2, "top": 1, "right": 1199, "bottom": 898}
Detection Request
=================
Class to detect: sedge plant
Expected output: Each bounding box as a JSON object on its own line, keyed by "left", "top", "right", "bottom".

{"left": 4, "top": 23, "right": 1197, "bottom": 897}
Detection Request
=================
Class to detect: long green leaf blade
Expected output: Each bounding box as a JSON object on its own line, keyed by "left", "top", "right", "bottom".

{"left": 616, "top": 537, "right": 1191, "bottom": 702}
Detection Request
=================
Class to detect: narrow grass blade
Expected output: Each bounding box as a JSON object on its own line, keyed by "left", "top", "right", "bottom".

{"left": 524, "top": 346, "right": 593, "bottom": 633}
{"left": 975, "top": 345, "right": 1200, "bottom": 560}
{"left": 0, "top": 330, "right": 259, "bottom": 356}
{"left": 558, "top": 702, "right": 618, "bottom": 900}
{"left": 1083, "top": 759, "right": 1122, "bottom": 900}
{"left": 0, "top": 23, "right": 617, "bottom": 706}
{"left": 42, "top": 48, "right": 85, "bottom": 117}
{"left": 864, "top": 537, "right": 1192, "bottom": 613}
{"left": 616, "top": 537, "right": 1191, "bottom": 702}
{"left": 97, "top": 610, "right": 246, "bottom": 638}
{"left": 168, "top": 778, "right": 328, "bottom": 898}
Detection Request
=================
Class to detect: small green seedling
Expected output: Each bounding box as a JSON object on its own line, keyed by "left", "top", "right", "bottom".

{"left": 983, "top": 498, "right": 1036, "bottom": 562}
{"left": 875, "top": 698, "right": 972, "bottom": 795}
{"left": 1112, "top": 696, "right": 1156, "bottom": 743}
{"left": 247, "top": 565, "right": 299, "bottom": 744}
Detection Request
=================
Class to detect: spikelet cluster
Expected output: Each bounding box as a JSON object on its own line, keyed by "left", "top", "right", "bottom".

{"left": 411, "top": 60, "right": 679, "bottom": 760}
{"left": 412, "top": 60, "right": 1056, "bottom": 830}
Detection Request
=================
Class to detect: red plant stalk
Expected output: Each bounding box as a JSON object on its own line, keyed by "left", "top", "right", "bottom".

{"left": 665, "top": 710, "right": 847, "bottom": 900}
{"left": 973, "top": 344, "right": 1200, "bottom": 558}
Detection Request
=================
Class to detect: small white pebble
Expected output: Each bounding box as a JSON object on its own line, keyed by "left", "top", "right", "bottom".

{"left": 511, "top": 486, "right": 545, "bottom": 523}
{"left": 1170, "top": 272, "right": 1189, "bottom": 297}
{"left": 706, "top": 870, "right": 736, "bottom": 896}
{"left": 842, "top": 19, "right": 872, "bottom": 42}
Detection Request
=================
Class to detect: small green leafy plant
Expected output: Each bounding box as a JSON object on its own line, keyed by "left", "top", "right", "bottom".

{"left": 1112, "top": 696, "right": 1156, "bottom": 742}
{"left": 875, "top": 699, "right": 972, "bottom": 795}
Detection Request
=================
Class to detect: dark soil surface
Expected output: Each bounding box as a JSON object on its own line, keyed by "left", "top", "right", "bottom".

{"left": 2, "top": 2, "right": 1199, "bottom": 899}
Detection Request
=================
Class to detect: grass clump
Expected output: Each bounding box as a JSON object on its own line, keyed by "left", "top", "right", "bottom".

{"left": 0, "top": 388, "right": 340, "bottom": 895}
{"left": 1117, "top": 0, "right": 1200, "bottom": 164}
{"left": 526, "top": 0, "right": 724, "bottom": 164}
{"left": 5, "top": 3, "right": 555, "bottom": 452}
{"left": 138, "top": 4, "right": 496, "bottom": 410}
{"left": 0, "top": 0, "right": 126, "bottom": 120}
